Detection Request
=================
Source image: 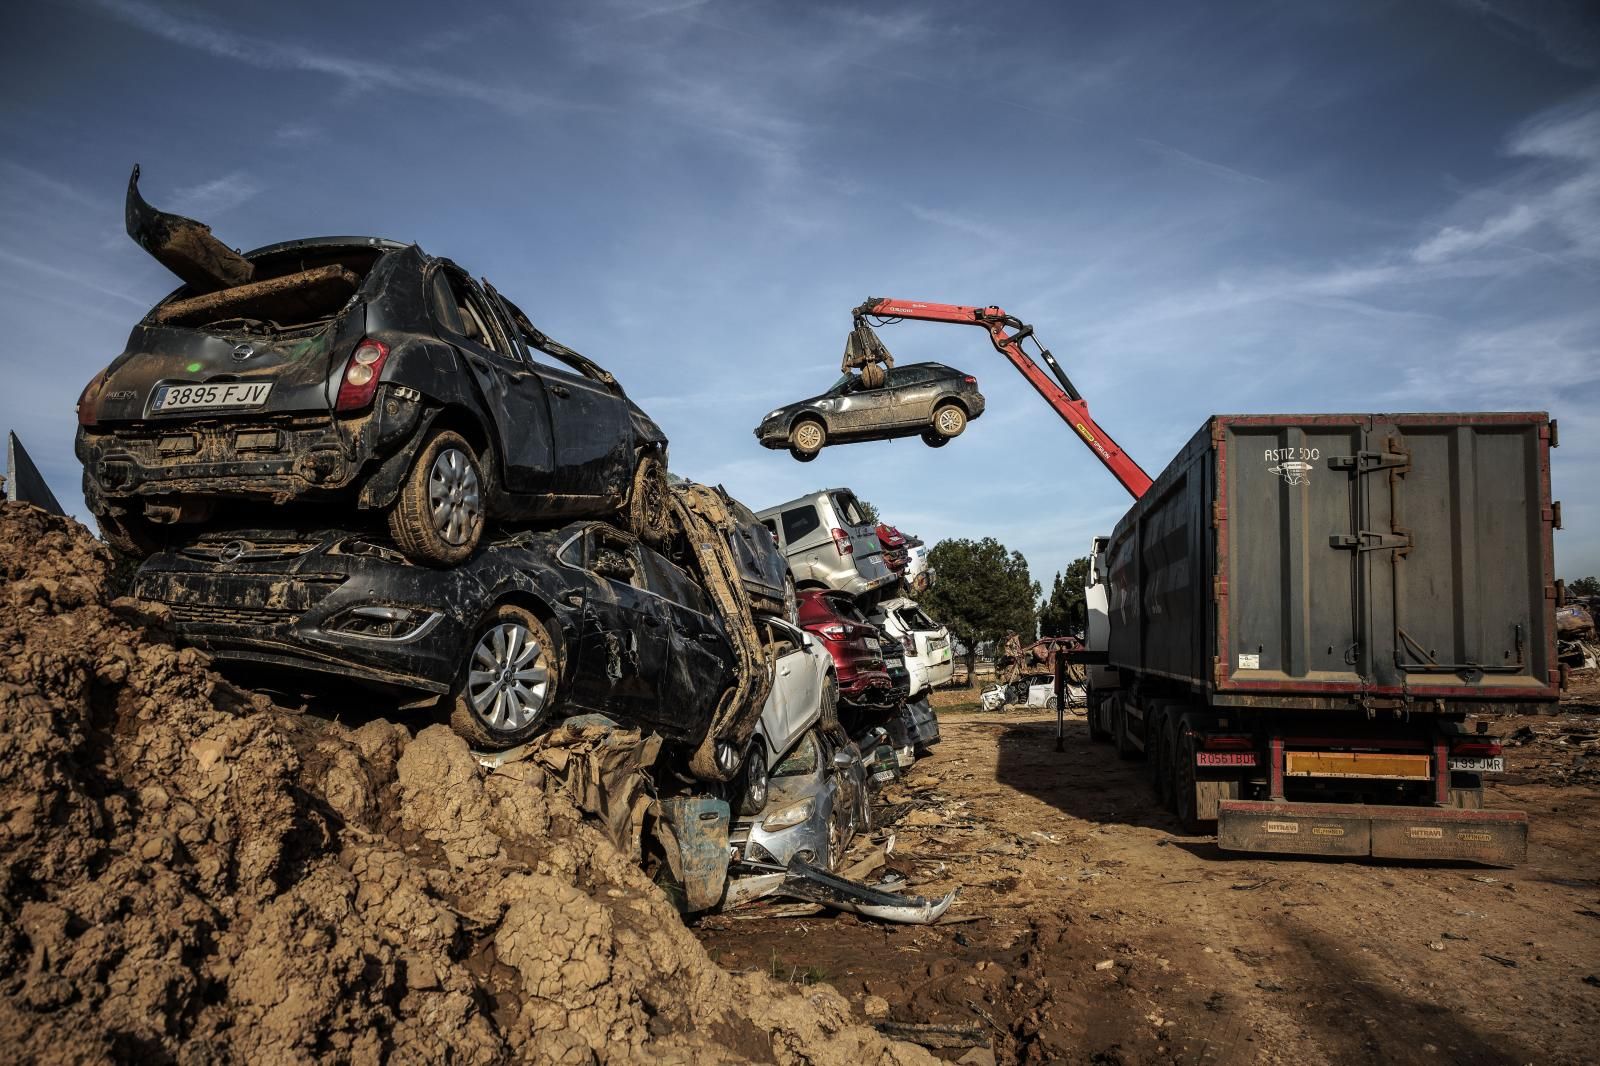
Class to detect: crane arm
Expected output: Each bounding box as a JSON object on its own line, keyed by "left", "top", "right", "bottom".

{"left": 851, "top": 297, "right": 1154, "bottom": 499}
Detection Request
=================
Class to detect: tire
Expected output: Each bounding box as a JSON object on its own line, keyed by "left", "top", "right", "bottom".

{"left": 931, "top": 403, "right": 967, "bottom": 440}
{"left": 790, "top": 418, "right": 826, "bottom": 459}
{"left": 389, "top": 430, "right": 484, "bottom": 566}
{"left": 1087, "top": 695, "right": 1112, "bottom": 742}
{"left": 736, "top": 738, "right": 771, "bottom": 816}
{"left": 1046, "top": 696, "right": 1058, "bottom": 711}
{"left": 920, "top": 429, "right": 949, "bottom": 448}
{"left": 1173, "top": 724, "right": 1203, "bottom": 833}
{"left": 1155, "top": 713, "right": 1179, "bottom": 810}
{"left": 97, "top": 512, "right": 164, "bottom": 557}
{"left": 626, "top": 451, "right": 671, "bottom": 547}
{"left": 448, "top": 605, "right": 559, "bottom": 750}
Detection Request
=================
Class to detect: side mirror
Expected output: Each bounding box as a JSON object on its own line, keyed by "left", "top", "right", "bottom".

{"left": 832, "top": 750, "right": 855, "bottom": 769}
{"left": 800, "top": 631, "right": 816, "bottom": 649}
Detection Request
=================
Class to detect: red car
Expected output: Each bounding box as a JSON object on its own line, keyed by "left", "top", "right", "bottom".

{"left": 798, "top": 589, "right": 894, "bottom": 705}
{"left": 876, "top": 523, "right": 909, "bottom": 574}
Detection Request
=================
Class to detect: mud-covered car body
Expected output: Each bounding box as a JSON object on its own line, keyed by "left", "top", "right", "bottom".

{"left": 754, "top": 362, "right": 985, "bottom": 450}
{"left": 77, "top": 234, "right": 666, "bottom": 532}
{"left": 130, "top": 520, "right": 733, "bottom": 748}
{"left": 756, "top": 488, "right": 893, "bottom": 598}
{"left": 732, "top": 727, "right": 871, "bottom": 871}
{"left": 715, "top": 487, "right": 794, "bottom": 620}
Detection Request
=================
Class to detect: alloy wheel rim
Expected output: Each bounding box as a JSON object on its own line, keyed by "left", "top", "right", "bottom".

{"left": 467, "top": 622, "right": 549, "bottom": 732}
{"left": 796, "top": 424, "right": 822, "bottom": 450}
{"left": 936, "top": 409, "right": 962, "bottom": 434}
{"left": 428, "top": 447, "right": 481, "bottom": 546}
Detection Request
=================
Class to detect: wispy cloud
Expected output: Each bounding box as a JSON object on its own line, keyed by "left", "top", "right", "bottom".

{"left": 0, "top": 160, "right": 106, "bottom": 212}
{"left": 169, "top": 170, "right": 262, "bottom": 217}
{"left": 271, "top": 122, "right": 322, "bottom": 146}
{"left": 89, "top": 0, "right": 601, "bottom": 116}
{"left": 903, "top": 203, "right": 992, "bottom": 239}
{"left": 0, "top": 248, "right": 149, "bottom": 308}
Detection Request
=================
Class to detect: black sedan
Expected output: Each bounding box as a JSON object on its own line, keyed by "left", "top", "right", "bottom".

{"left": 131, "top": 520, "right": 737, "bottom": 755}
{"left": 76, "top": 169, "right": 669, "bottom": 565}
{"left": 754, "top": 362, "right": 986, "bottom": 461}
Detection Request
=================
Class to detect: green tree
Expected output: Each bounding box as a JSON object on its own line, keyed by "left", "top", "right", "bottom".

{"left": 1570, "top": 575, "right": 1600, "bottom": 598}
{"left": 1038, "top": 556, "right": 1090, "bottom": 636}
{"left": 854, "top": 497, "right": 881, "bottom": 526}
{"left": 920, "top": 537, "right": 1038, "bottom": 687}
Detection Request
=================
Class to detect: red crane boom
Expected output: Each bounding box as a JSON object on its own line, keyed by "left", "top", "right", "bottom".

{"left": 851, "top": 298, "right": 1154, "bottom": 499}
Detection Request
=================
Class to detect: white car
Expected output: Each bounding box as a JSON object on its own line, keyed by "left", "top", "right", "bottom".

{"left": 906, "top": 543, "right": 933, "bottom": 591}
{"left": 737, "top": 617, "right": 835, "bottom": 815}
{"left": 981, "top": 680, "right": 1086, "bottom": 711}
{"left": 869, "top": 597, "right": 954, "bottom": 699}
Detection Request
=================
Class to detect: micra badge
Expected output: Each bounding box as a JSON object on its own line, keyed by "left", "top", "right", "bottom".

{"left": 1269, "top": 461, "right": 1312, "bottom": 485}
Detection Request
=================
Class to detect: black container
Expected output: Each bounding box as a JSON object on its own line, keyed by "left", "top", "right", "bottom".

{"left": 1105, "top": 413, "right": 1559, "bottom": 713}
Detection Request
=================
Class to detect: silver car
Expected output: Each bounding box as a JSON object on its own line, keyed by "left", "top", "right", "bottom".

{"left": 756, "top": 488, "right": 894, "bottom": 599}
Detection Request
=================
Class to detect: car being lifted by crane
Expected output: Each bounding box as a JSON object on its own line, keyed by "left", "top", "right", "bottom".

{"left": 825, "top": 295, "right": 1559, "bottom": 864}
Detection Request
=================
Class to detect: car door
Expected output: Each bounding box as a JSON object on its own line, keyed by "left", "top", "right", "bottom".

{"left": 428, "top": 263, "right": 558, "bottom": 494}
{"left": 765, "top": 618, "right": 822, "bottom": 757}
{"left": 486, "top": 284, "right": 635, "bottom": 504}
{"left": 827, "top": 376, "right": 894, "bottom": 435}
{"left": 887, "top": 365, "right": 940, "bottom": 425}
{"left": 637, "top": 545, "right": 734, "bottom": 741}
{"left": 561, "top": 526, "right": 674, "bottom": 722}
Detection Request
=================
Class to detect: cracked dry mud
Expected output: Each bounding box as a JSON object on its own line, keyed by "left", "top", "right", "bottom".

{"left": 0, "top": 502, "right": 932, "bottom": 1065}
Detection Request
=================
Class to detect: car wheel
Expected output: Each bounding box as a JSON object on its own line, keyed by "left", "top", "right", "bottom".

{"left": 97, "top": 512, "right": 164, "bottom": 558}
{"left": 626, "top": 451, "right": 671, "bottom": 546}
{"left": 736, "top": 739, "right": 770, "bottom": 816}
{"left": 1047, "top": 696, "right": 1058, "bottom": 710}
{"left": 789, "top": 418, "right": 826, "bottom": 460}
{"left": 920, "top": 429, "right": 950, "bottom": 448}
{"left": 449, "top": 605, "right": 558, "bottom": 750}
{"left": 931, "top": 403, "right": 967, "bottom": 440}
{"left": 389, "top": 430, "right": 483, "bottom": 566}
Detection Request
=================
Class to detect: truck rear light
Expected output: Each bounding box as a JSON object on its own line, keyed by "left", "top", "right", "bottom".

{"left": 335, "top": 339, "right": 390, "bottom": 412}
{"left": 1201, "top": 734, "right": 1254, "bottom": 751}
{"left": 77, "top": 369, "right": 108, "bottom": 426}
{"left": 1451, "top": 739, "right": 1503, "bottom": 758}
{"left": 831, "top": 528, "right": 853, "bottom": 556}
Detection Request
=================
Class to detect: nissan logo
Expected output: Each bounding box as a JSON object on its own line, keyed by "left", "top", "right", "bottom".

{"left": 231, "top": 343, "right": 256, "bottom": 362}
{"left": 217, "top": 541, "right": 247, "bottom": 563}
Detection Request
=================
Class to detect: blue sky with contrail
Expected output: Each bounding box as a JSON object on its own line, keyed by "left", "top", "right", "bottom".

{"left": 1, "top": 0, "right": 1597, "bottom": 588}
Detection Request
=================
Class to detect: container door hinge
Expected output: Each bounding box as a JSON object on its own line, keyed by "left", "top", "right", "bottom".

{"left": 1328, "top": 450, "right": 1410, "bottom": 474}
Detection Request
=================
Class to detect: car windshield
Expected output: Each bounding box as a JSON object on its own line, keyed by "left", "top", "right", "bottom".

{"left": 827, "top": 374, "right": 857, "bottom": 395}
{"left": 772, "top": 733, "right": 820, "bottom": 778}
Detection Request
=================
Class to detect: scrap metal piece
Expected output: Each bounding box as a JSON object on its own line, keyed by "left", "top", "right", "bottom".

{"left": 775, "top": 857, "right": 957, "bottom": 924}
{"left": 656, "top": 795, "right": 733, "bottom": 913}
{"left": 6, "top": 432, "right": 64, "bottom": 515}
{"left": 870, "top": 1021, "right": 987, "bottom": 1050}
{"left": 126, "top": 165, "right": 255, "bottom": 292}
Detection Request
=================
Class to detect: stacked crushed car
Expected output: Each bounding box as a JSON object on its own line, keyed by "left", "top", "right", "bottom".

{"left": 73, "top": 170, "right": 960, "bottom": 910}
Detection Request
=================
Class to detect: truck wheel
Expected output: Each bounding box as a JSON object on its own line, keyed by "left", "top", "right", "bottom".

{"left": 1087, "top": 696, "right": 1111, "bottom": 742}
{"left": 389, "top": 430, "right": 483, "bottom": 566}
{"left": 1173, "top": 726, "right": 1204, "bottom": 833}
{"left": 97, "top": 512, "right": 164, "bottom": 558}
{"left": 1148, "top": 707, "right": 1171, "bottom": 805}
{"left": 931, "top": 403, "right": 967, "bottom": 440}
{"left": 790, "top": 418, "right": 826, "bottom": 460}
{"left": 448, "top": 606, "right": 559, "bottom": 750}
{"left": 626, "top": 451, "right": 671, "bottom": 547}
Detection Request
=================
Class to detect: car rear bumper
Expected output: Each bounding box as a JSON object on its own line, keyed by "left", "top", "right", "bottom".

{"left": 1217, "top": 799, "right": 1528, "bottom": 865}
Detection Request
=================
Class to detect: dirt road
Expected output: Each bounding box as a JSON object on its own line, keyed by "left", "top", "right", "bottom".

{"left": 696, "top": 699, "right": 1600, "bottom": 1064}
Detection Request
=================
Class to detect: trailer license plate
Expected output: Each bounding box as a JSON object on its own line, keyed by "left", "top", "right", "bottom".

{"left": 1448, "top": 756, "right": 1504, "bottom": 773}
{"left": 153, "top": 382, "right": 272, "bottom": 412}
{"left": 1197, "top": 751, "right": 1257, "bottom": 767}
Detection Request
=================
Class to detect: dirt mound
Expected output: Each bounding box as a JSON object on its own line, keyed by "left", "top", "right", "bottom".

{"left": 0, "top": 502, "right": 931, "bottom": 1065}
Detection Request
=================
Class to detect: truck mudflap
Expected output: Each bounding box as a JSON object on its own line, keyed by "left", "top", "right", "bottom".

{"left": 1217, "top": 799, "right": 1527, "bottom": 865}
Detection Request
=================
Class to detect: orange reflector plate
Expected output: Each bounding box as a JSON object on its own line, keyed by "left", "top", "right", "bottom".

{"left": 1284, "top": 751, "right": 1431, "bottom": 779}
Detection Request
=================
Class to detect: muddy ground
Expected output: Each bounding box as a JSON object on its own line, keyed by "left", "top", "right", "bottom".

{"left": 697, "top": 686, "right": 1600, "bottom": 1065}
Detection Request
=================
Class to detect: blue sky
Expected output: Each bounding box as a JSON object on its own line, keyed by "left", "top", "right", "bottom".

{"left": 2, "top": 0, "right": 1598, "bottom": 590}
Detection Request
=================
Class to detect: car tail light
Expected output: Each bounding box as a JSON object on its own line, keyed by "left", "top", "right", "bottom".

{"left": 335, "top": 339, "right": 391, "bottom": 412}
{"left": 831, "top": 528, "right": 853, "bottom": 556}
{"left": 962, "top": 376, "right": 977, "bottom": 384}
{"left": 818, "top": 624, "right": 847, "bottom": 639}
{"left": 77, "top": 368, "right": 108, "bottom": 426}
{"left": 1451, "top": 739, "right": 1503, "bottom": 758}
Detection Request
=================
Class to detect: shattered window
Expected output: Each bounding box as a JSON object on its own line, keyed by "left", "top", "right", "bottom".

{"left": 831, "top": 492, "right": 866, "bottom": 526}
{"left": 780, "top": 505, "right": 821, "bottom": 545}
{"left": 771, "top": 733, "right": 819, "bottom": 778}
{"left": 896, "top": 606, "right": 939, "bottom": 631}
